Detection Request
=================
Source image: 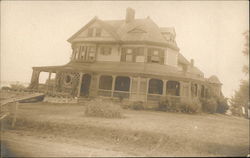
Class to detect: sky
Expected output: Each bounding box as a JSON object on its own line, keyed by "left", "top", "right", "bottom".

{"left": 1, "top": 1, "right": 249, "bottom": 98}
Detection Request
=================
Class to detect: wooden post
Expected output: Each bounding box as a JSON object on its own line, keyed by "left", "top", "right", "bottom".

{"left": 137, "top": 76, "right": 141, "bottom": 99}
{"left": 129, "top": 76, "right": 132, "bottom": 100}
{"left": 47, "top": 72, "right": 52, "bottom": 93}
{"left": 145, "top": 78, "right": 149, "bottom": 103}
{"left": 188, "top": 82, "right": 192, "bottom": 99}
{"left": 111, "top": 75, "right": 116, "bottom": 97}
{"left": 11, "top": 102, "right": 19, "bottom": 128}
{"left": 77, "top": 73, "right": 84, "bottom": 97}
{"left": 163, "top": 80, "right": 167, "bottom": 97}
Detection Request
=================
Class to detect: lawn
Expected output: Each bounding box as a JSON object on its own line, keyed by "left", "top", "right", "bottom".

{"left": 1, "top": 102, "right": 249, "bottom": 157}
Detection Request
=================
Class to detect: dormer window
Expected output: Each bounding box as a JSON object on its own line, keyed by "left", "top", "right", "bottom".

{"left": 88, "top": 27, "right": 102, "bottom": 37}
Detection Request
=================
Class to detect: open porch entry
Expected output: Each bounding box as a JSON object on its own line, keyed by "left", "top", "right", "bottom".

{"left": 80, "top": 74, "right": 91, "bottom": 97}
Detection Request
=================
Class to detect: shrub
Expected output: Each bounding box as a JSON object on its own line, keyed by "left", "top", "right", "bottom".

{"left": 10, "top": 83, "right": 27, "bottom": 91}
{"left": 158, "top": 97, "right": 175, "bottom": 112}
{"left": 181, "top": 98, "right": 202, "bottom": 113}
{"left": 130, "top": 101, "right": 144, "bottom": 110}
{"left": 158, "top": 97, "right": 201, "bottom": 113}
{"left": 85, "top": 98, "right": 123, "bottom": 118}
{"left": 201, "top": 98, "right": 218, "bottom": 113}
{"left": 1, "top": 86, "right": 11, "bottom": 91}
{"left": 216, "top": 97, "right": 229, "bottom": 114}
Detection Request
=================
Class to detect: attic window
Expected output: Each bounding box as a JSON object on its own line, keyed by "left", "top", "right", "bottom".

{"left": 96, "top": 28, "right": 102, "bottom": 37}
{"left": 88, "top": 27, "right": 102, "bottom": 37}
{"left": 88, "top": 28, "right": 94, "bottom": 37}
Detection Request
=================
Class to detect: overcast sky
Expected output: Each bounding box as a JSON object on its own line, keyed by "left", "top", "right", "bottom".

{"left": 1, "top": 1, "right": 249, "bottom": 98}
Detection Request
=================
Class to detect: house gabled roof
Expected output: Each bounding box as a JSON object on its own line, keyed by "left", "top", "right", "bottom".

{"left": 67, "top": 17, "right": 121, "bottom": 42}
{"left": 67, "top": 16, "right": 179, "bottom": 50}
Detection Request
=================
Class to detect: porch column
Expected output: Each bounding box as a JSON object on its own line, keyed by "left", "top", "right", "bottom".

{"left": 111, "top": 75, "right": 116, "bottom": 97}
{"left": 29, "top": 70, "right": 40, "bottom": 90}
{"left": 145, "top": 78, "right": 149, "bottom": 103}
{"left": 188, "top": 81, "right": 192, "bottom": 99}
{"left": 163, "top": 80, "right": 167, "bottom": 96}
{"left": 77, "top": 72, "right": 84, "bottom": 97}
{"left": 46, "top": 71, "right": 52, "bottom": 93}
{"left": 129, "top": 76, "right": 132, "bottom": 100}
{"left": 137, "top": 76, "right": 141, "bottom": 99}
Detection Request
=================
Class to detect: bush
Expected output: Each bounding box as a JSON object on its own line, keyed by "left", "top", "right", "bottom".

{"left": 85, "top": 98, "right": 123, "bottom": 118}
{"left": 201, "top": 98, "right": 218, "bottom": 113}
{"left": 181, "top": 98, "right": 202, "bottom": 113}
{"left": 158, "top": 97, "right": 175, "bottom": 112}
{"left": 216, "top": 97, "right": 229, "bottom": 114}
{"left": 130, "top": 101, "right": 144, "bottom": 110}
{"left": 158, "top": 97, "right": 201, "bottom": 113}
{"left": 10, "top": 83, "right": 27, "bottom": 91}
{"left": 1, "top": 86, "right": 11, "bottom": 90}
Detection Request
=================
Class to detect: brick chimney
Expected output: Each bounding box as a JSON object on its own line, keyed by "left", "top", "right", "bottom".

{"left": 190, "top": 59, "right": 194, "bottom": 67}
{"left": 126, "top": 8, "right": 135, "bottom": 23}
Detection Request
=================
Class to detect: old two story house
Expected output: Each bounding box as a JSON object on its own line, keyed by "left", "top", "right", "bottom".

{"left": 29, "top": 8, "right": 223, "bottom": 106}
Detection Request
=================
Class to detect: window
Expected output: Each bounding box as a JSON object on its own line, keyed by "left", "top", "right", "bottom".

{"left": 96, "top": 28, "right": 102, "bottom": 37}
{"left": 121, "top": 48, "right": 134, "bottom": 62}
{"left": 115, "top": 76, "right": 130, "bottom": 91}
{"left": 88, "top": 28, "right": 94, "bottom": 37}
{"left": 201, "top": 85, "right": 205, "bottom": 98}
{"left": 79, "top": 46, "right": 86, "bottom": 60}
{"left": 191, "top": 83, "right": 198, "bottom": 97}
{"left": 166, "top": 81, "right": 180, "bottom": 96}
{"left": 87, "top": 27, "right": 101, "bottom": 37}
{"left": 135, "top": 48, "right": 145, "bottom": 62}
{"left": 121, "top": 47, "right": 145, "bottom": 63}
{"left": 147, "top": 48, "right": 164, "bottom": 64}
{"left": 74, "top": 48, "right": 80, "bottom": 60}
{"left": 100, "top": 47, "right": 112, "bottom": 55}
{"left": 88, "top": 46, "right": 96, "bottom": 61}
{"left": 148, "top": 79, "right": 163, "bottom": 94}
{"left": 99, "top": 75, "right": 113, "bottom": 90}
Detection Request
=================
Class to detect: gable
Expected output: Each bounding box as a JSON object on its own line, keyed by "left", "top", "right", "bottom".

{"left": 128, "top": 28, "right": 147, "bottom": 33}
{"left": 68, "top": 18, "right": 118, "bottom": 43}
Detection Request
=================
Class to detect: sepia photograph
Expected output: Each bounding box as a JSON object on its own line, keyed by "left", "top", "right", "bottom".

{"left": 1, "top": 1, "right": 249, "bottom": 157}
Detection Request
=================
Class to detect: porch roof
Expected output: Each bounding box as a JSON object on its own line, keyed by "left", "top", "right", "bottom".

{"left": 33, "top": 62, "right": 206, "bottom": 82}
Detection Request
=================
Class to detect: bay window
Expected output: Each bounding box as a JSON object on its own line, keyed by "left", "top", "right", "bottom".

{"left": 72, "top": 45, "right": 96, "bottom": 62}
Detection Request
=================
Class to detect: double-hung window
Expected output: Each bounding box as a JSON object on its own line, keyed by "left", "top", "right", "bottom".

{"left": 100, "top": 47, "right": 112, "bottom": 55}
{"left": 88, "top": 46, "right": 96, "bottom": 61}
{"left": 147, "top": 48, "right": 164, "bottom": 64}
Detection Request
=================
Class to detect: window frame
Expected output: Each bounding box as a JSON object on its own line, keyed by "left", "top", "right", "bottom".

{"left": 100, "top": 46, "right": 112, "bottom": 56}
{"left": 147, "top": 48, "right": 164, "bottom": 64}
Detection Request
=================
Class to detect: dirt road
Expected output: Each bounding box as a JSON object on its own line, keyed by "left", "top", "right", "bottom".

{"left": 1, "top": 130, "right": 132, "bottom": 157}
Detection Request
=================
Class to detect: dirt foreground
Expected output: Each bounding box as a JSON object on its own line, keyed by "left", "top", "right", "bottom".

{"left": 1, "top": 102, "right": 249, "bottom": 157}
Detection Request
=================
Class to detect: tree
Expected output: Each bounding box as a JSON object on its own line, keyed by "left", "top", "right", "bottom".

{"left": 230, "top": 31, "right": 249, "bottom": 118}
